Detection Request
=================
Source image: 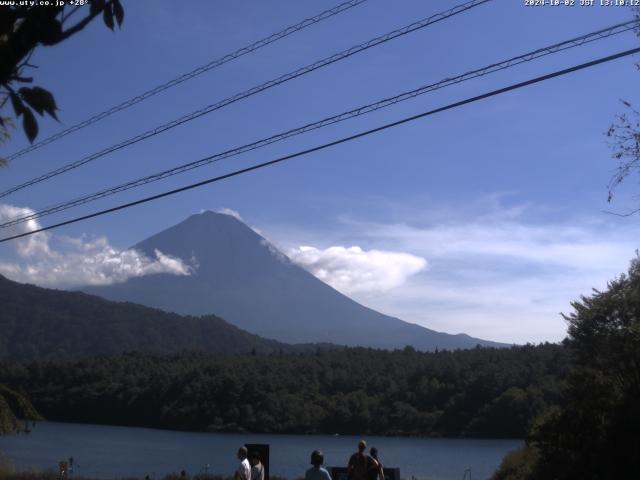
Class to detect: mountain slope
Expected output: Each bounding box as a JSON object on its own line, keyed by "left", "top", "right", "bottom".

{"left": 85, "top": 211, "right": 506, "bottom": 350}
{"left": 0, "top": 274, "right": 290, "bottom": 359}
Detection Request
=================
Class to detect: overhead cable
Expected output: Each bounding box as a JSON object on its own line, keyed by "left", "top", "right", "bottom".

{"left": 0, "top": 0, "right": 492, "bottom": 198}
{"left": 2, "top": 46, "right": 638, "bottom": 243}
{"left": 1, "top": 20, "right": 636, "bottom": 229}
{"left": 5, "top": 0, "right": 370, "bottom": 162}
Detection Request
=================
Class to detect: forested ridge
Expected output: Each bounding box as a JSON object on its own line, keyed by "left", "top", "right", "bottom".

{"left": 0, "top": 274, "right": 301, "bottom": 358}
{"left": 0, "top": 343, "right": 566, "bottom": 438}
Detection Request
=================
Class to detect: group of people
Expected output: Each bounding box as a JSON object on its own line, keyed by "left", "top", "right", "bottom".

{"left": 235, "top": 446, "right": 266, "bottom": 480}
{"left": 235, "top": 440, "right": 384, "bottom": 480}
{"left": 308, "top": 439, "right": 384, "bottom": 480}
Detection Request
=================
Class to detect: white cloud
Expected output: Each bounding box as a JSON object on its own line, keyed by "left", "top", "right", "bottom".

{"left": 362, "top": 219, "right": 629, "bottom": 271}
{"left": 0, "top": 204, "right": 51, "bottom": 258}
{"left": 328, "top": 208, "right": 639, "bottom": 343}
{"left": 216, "top": 207, "right": 243, "bottom": 221}
{"left": 288, "top": 245, "right": 427, "bottom": 294}
{"left": 0, "top": 204, "right": 193, "bottom": 288}
{"left": 266, "top": 198, "right": 640, "bottom": 343}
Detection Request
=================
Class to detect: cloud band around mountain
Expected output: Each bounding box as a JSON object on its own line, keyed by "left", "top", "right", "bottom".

{"left": 0, "top": 204, "right": 192, "bottom": 288}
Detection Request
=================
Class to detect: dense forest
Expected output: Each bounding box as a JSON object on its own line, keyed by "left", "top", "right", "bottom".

{"left": 0, "top": 274, "right": 302, "bottom": 358}
{"left": 0, "top": 343, "right": 566, "bottom": 438}
{"left": 3, "top": 259, "right": 638, "bottom": 479}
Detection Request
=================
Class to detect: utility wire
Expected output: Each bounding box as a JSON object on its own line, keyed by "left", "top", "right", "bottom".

{"left": 0, "top": 0, "right": 492, "bottom": 199}
{"left": 5, "top": 0, "right": 369, "bottom": 162}
{"left": 0, "top": 20, "right": 636, "bottom": 230}
{"left": 2, "top": 47, "right": 638, "bottom": 244}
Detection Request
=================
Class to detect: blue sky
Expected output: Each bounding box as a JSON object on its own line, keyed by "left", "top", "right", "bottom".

{"left": 1, "top": 0, "right": 639, "bottom": 344}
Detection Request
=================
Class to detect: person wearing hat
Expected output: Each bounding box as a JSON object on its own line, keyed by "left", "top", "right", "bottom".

{"left": 305, "top": 449, "right": 332, "bottom": 480}
{"left": 347, "top": 440, "right": 373, "bottom": 480}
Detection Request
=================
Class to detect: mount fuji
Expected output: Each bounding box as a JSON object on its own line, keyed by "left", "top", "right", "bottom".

{"left": 84, "top": 211, "right": 506, "bottom": 350}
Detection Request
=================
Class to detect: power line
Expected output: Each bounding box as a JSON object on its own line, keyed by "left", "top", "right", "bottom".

{"left": 1, "top": 20, "right": 636, "bottom": 230}
{"left": 0, "top": 0, "right": 492, "bottom": 199}
{"left": 2, "top": 46, "right": 638, "bottom": 244}
{"left": 5, "top": 0, "right": 369, "bottom": 162}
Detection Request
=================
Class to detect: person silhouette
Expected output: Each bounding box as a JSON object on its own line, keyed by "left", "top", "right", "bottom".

{"left": 305, "top": 450, "right": 332, "bottom": 480}
{"left": 369, "top": 448, "right": 384, "bottom": 480}
{"left": 348, "top": 440, "right": 372, "bottom": 480}
{"left": 235, "top": 446, "right": 251, "bottom": 480}
{"left": 250, "top": 451, "right": 265, "bottom": 480}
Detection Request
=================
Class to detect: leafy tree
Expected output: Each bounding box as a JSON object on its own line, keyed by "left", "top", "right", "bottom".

{"left": 607, "top": 100, "right": 640, "bottom": 210}
{"left": 491, "top": 444, "right": 540, "bottom": 480}
{"left": 0, "top": 0, "right": 124, "bottom": 146}
{"left": 536, "top": 257, "right": 640, "bottom": 478}
{"left": 0, "top": 384, "right": 41, "bottom": 435}
{"left": 493, "top": 257, "right": 640, "bottom": 479}
{"left": 606, "top": 7, "right": 640, "bottom": 210}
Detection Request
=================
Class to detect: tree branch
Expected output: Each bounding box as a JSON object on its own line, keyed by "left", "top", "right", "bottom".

{"left": 58, "top": 2, "right": 111, "bottom": 41}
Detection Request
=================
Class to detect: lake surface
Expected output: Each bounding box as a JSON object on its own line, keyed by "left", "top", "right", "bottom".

{"left": 0, "top": 422, "right": 521, "bottom": 480}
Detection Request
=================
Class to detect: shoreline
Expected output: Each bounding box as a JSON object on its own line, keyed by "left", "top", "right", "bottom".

{"left": 17, "top": 420, "right": 525, "bottom": 442}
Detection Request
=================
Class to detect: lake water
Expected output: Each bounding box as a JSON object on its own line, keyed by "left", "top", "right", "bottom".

{"left": 0, "top": 422, "right": 521, "bottom": 480}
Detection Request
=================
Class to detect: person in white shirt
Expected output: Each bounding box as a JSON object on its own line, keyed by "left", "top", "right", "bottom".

{"left": 235, "top": 446, "right": 251, "bottom": 480}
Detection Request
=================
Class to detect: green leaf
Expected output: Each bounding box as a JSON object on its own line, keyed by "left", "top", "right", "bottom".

{"left": 113, "top": 0, "right": 124, "bottom": 26}
{"left": 22, "top": 108, "right": 38, "bottom": 143}
{"left": 10, "top": 93, "right": 24, "bottom": 117}
{"left": 103, "top": 2, "right": 114, "bottom": 31}
{"left": 20, "top": 86, "right": 58, "bottom": 120}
